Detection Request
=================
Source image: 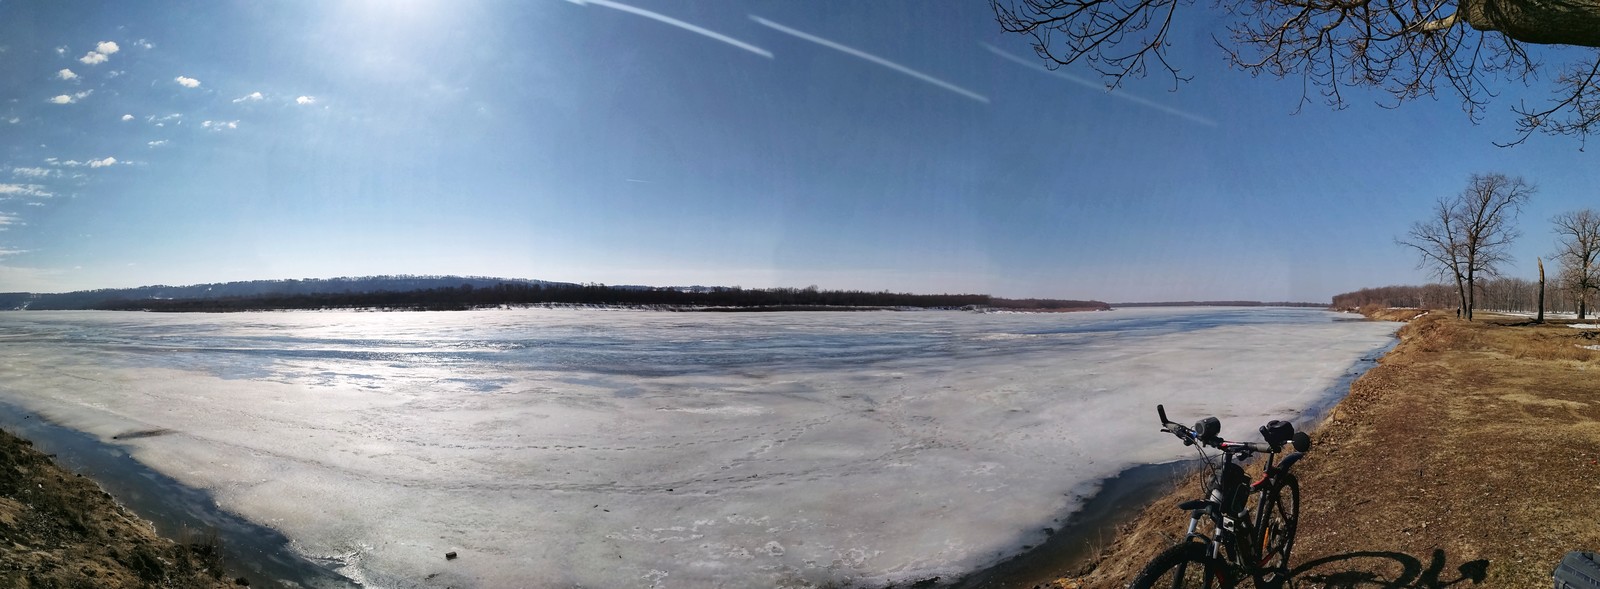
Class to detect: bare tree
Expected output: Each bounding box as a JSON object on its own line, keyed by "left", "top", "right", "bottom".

{"left": 1398, "top": 173, "right": 1534, "bottom": 320}
{"left": 1552, "top": 209, "right": 1600, "bottom": 318}
{"left": 1457, "top": 174, "right": 1535, "bottom": 319}
{"left": 1399, "top": 195, "right": 1470, "bottom": 315}
{"left": 991, "top": 0, "right": 1600, "bottom": 145}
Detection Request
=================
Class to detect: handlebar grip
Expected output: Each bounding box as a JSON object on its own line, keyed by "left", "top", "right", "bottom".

{"left": 1222, "top": 441, "right": 1277, "bottom": 453}
{"left": 1157, "top": 404, "right": 1170, "bottom": 425}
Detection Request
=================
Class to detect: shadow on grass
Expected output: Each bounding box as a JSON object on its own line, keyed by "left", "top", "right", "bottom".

{"left": 1287, "top": 548, "right": 1488, "bottom": 589}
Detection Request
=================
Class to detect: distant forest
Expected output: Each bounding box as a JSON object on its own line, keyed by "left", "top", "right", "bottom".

{"left": 0, "top": 276, "right": 1111, "bottom": 313}
{"left": 1114, "top": 301, "right": 1326, "bottom": 308}
{"left": 1331, "top": 279, "right": 1590, "bottom": 314}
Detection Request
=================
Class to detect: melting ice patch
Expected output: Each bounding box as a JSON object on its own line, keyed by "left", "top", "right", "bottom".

{"left": 0, "top": 308, "right": 1395, "bottom": 588}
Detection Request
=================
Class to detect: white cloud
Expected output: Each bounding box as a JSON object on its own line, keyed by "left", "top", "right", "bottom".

{"left": 295, "top": 95, "right": 316, "bottom": 105}
{"left": 0, "top": 248, "right": 27, "bottom": 258}
{"left": 57, "top": 68, "right": 78, "bottom": 80}
{"left": 48, "top": 157, "right": 119, "bottom": 169}
{"left": 0, "top": 183, "right": 53, "bottom": 197}
{"left": 75, "top": 41, "right": 120, "bottom": 66}
{"left": 121, "top": 114, "right": 134, "bottom": 121}
{"left": 202, "top": 120, "right": 238, "bottom": 130}
{"left": 0, "top": 213, "right": 19, "bottom": 228}
{"left": 175, "top": 76, "right": 200, "bottom": 88}
{"left": 233, "top": 91, "right": 264, "bottom": 103}
{"left": 147, "top": 140, "right": 168, "bottom": 147}
{"left": 6, "top": 118, "right": 18, "bottom": 125}
{"left": 135, "top": 39, "right": 154, "bottom": 50}
{"left": 48, "top": 91, "right": 92, "bottom": 105}
{"left": 10, "top": 167, "right": 54, "bottom": 178}
{"left": 55, "top": 46, "right": 67, "bottom": 56}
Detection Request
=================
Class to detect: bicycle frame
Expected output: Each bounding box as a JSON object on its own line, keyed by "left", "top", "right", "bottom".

{"left": 1177, "top": 440, "right": 1289, "bottom": 574}
{"left": 1177, "top": 444, "right": 1273, "bottom": 563}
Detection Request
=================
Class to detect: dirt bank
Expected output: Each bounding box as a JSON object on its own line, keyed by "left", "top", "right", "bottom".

{"left": 0, "top": 426, "right": 233, "bottom": 588}
{"left": 1038, "top": 310, "right": 1600, "bottom": 588}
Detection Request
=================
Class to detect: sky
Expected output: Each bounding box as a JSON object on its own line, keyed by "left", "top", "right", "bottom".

{"left": 0, "top": 0, "right": 1595, "bottom": 302}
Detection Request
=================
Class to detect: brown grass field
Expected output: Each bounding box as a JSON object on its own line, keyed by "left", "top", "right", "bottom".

{"left": 1041, "top": 310, "right": 1600, "bottom": 589}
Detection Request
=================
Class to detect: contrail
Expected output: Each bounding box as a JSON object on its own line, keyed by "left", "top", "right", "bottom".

{"left": 750, "top": 15, "right": 989, "bottom": 104}
{"left": 569, "top": 0, "right": 773, "bottom": 59}
{"left": 981, "top": 43, "right": 1218, "bottom": 127}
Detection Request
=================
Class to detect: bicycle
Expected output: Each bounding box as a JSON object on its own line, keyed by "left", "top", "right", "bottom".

{"left": 1127, "top": 404, "right": 1313, "bottom": 589}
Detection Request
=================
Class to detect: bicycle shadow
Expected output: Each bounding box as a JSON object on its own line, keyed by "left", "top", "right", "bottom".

{"left": 1284, "top": 548, "right": 1489, "bottom": 589}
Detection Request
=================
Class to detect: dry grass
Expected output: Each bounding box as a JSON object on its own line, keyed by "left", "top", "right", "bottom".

{"left": 1357, "top": 305, "right": 1433, "bottom": 323}
{"left": 0, "top": 429, "right": 232, "bottom": 589}
{"left": 1042, "top": 311, "right": 1600, "bottom": 589}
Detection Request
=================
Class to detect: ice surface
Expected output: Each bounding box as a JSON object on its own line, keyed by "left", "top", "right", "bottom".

{"left": 0, "top": 308, "right": 1396, "bottom": 588}
{"left": 1571, "top": 324, "right": 1600, "bottom": 329}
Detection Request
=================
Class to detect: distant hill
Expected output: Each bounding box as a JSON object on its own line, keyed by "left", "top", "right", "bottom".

{"left": 0, "top": 275, "right": 575, "bottom": 310}
{"left": 0, "top": 275, "right": 1110, "bottom": 313}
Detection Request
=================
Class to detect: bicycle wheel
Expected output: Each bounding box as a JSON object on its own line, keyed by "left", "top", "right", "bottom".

{"left": 1129, "top": 541, "right": 1233, "bottom": 589}
{"left": 1250, "top": 473, "right": 1299, "bottom": 586}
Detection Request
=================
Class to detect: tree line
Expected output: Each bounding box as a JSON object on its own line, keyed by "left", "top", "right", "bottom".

{"left": 1332, "top": 280, "right": 1592, "bottom": 315}
{"left": 90, "top": 282, "right": 1110, "bottom": 313}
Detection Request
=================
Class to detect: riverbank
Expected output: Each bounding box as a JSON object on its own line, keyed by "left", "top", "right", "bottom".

{"left": 0, "top": 426, "right": 232, "bottom": 588}
{"left": 1033, "top": 309, "right": 1600, "bottom": 588}
{"left": 0, "top": 402, "right": 357, "bottom": 589}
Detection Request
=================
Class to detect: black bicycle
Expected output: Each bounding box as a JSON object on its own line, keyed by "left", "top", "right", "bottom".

{"left": 1127, "top": 405, "right": 1313, "bottom": 589}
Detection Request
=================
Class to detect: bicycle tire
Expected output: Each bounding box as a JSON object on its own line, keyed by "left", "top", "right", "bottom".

{"left": 1250, "top": 473, "right": 1299, "bottom": 587}
{"left": 1129, "top": 541, "right": 1234, "bottom": 589}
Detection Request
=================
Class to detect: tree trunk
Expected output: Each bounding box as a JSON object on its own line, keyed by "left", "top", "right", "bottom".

{"left": 1460, "top": 0, "right": 1600, "bottom": 46}
{"left": 1466, "top": 269, "right": 1477, "bottom": 321}
{"left": 1538, "top": 258, "right": 1546, "bottom": 323}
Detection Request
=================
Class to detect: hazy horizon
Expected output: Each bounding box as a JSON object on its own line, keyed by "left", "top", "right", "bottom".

{"left": 1, "top": 271, "right": 1342, "bottom": 303}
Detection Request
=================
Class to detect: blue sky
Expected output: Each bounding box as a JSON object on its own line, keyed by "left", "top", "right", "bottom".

{"left": 1, "top": 0, "right": 1595, "bottom": 301}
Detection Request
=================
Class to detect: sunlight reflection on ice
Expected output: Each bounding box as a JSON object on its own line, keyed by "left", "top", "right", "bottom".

{"left": 0, "top": 308, "right": 1395, "bottom": 588}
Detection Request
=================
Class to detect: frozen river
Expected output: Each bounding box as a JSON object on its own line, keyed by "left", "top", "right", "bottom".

{"left": 0, "top": 308, "right": 1395, "bottom": 588}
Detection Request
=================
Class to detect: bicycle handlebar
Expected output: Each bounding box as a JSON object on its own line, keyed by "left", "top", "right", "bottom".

{"left": 1220, "top": 440, "right": 1276, "bottom": 454}
{"left": 1156, "top": 404, "right": 1199, "bottom": 446}
{"left": 1156, "top": 404, "right": 1282, "bottom": 454}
